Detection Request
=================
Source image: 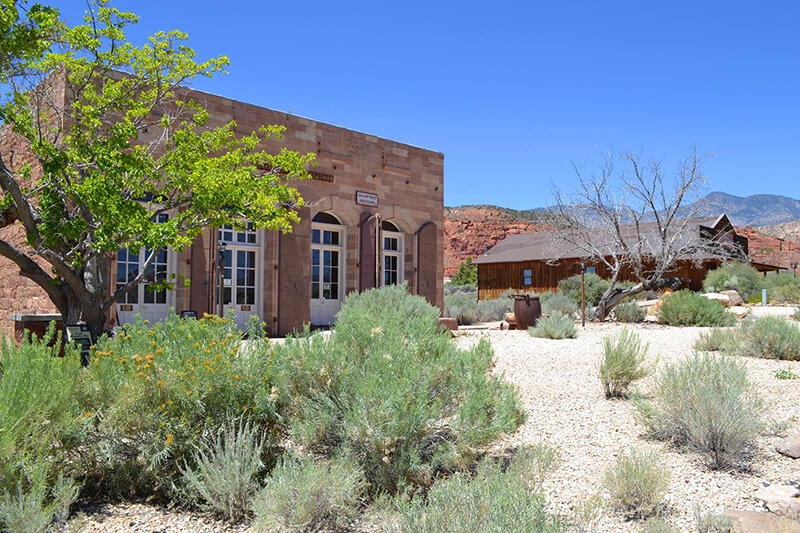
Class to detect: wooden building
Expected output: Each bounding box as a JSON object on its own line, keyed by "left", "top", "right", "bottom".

{"left": 474, "top": 215, "right": 781, "bottom": 300}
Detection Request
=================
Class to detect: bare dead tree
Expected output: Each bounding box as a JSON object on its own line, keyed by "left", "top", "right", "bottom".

{"left": 551, "top": 147, "right": 743, "bottom": 321}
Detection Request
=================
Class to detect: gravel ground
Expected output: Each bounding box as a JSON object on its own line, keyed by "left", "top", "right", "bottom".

{"left": 63, "top": 312, "right": 800, "bottom": 532}
{"left": 455, "top": 320, "right": 800, "bottom": 532}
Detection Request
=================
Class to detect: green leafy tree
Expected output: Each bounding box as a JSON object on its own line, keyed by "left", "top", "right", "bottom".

{"left": 0, "top": 1, "right": 313, "bottom": 335}
{"left": 450, "top": 256, "right": 477, "bottom": 286}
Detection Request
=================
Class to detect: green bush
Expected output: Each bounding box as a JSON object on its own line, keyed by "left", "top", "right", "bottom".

{"left": 613, "top": 300, "right": 645, "bottom": 323}
{"left": 599, "top": 329, "right": 651, "bottom": 398}
{"left": 602, "top": 448, "right": 669, "bottom": 519}
{"left": 795, "top": 305, "right": 800, "bottom": 321}
{"left": 0, "top": 325, "right": 88, "bottom": 533}
{"left": 393, "top": 451, "right": 563, "bottom": 533}
{"left": 695, "top": 506, "right": 732, "bottom": 533}
{"left": 449, "top": 257, "right": 477, "bottom": 287}
{"left": 180, "top": 419, "right": 266, "bottom": 521}
{"left": 542, "top": 294, "right": 578, "bottom": 318}
{"left": 528, "top": 311, "right": 577, "bottom": 339}
{"left": 272, "top": 284, "right": 525, "bottom": 494}
{"left": 443, "top": 289, "right": 513, "bottom": 325}
{"left": 769, "top": 284, "right": 800, "bottom": 304}
{"left": 703, "top": 262, "right": 762, "bottom": 300}
{"left": 729, "top": 317, "right": 800, "bottom": 360}
{"left": 693, "top": 328, "right": 734, "bottom": 352}
{"left": 642, "top": 517, "right": 680, "bottom": 533}
{"left": 83, "top": 313, "right": 280, "bottom": 497}
{"left": 252, "top": 454, "right": 364, "bottom": 533}
{"left": 633, "top": 353, "right": 765, "bottom": 469}
{"left": 657, "top": 290, "right": 736, "bottom": 327}
{"left": 559, "top": 273, "right": 609, "bottom": 307}
{"left": 762, "top": 272, "right": 800, "bottom": 304}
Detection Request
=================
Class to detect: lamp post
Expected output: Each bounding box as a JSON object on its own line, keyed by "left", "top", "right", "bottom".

{"left": 217, "top": 241, "right": 227, "bottom": 317}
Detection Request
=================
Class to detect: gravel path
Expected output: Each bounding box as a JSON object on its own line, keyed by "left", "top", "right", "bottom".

{"left": 456, "top": 322, "right": 800, "bottom": 532}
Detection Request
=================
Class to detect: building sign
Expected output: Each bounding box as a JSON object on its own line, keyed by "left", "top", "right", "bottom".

{"left": 355, "top": 191, "right": 378, "bottom": 207}
{"left": 310, "top": 171, "right": 334, "bottom": 182}
{"left": 65, "top": 324, "right": 94, "bottom": 363}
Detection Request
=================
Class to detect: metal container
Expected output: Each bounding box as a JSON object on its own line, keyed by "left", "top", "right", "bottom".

{"left": 512, "top": 294, "right": 541, "bottom": 330}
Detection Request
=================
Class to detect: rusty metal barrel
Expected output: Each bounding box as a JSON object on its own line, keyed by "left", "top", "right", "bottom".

{"left": 512, "top": 294, "right": 541, "bottom": 330}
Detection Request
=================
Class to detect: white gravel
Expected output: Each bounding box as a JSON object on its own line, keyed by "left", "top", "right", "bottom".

{"left": 456, "top": 321, "right": 800, "bottom": 532}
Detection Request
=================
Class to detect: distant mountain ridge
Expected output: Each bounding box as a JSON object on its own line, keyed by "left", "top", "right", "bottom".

{"left": 691, "top": 192, "right": 800, "bottom": 226}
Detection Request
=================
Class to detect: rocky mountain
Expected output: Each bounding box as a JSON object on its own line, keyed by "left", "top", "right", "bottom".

{"left": 691, "top": 192, "right": 800, "bottom": 226}
{"left": 443, "top": 206, "right": 555, "bottom": 276}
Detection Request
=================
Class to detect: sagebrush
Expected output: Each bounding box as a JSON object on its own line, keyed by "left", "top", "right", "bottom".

{"left": 252, "top": 454, "right": 364, "bottom": 533}
{"left": 602, "top": 448, "right": 669, "bottom": 519}
{"left": 393, "top": 450, "right": 563, "bottom": 533}
{"left": 542, "top": 294, "right": 578, "bottom": 319}
{"left": 657, "top": 290, "right": 736, "bottom": 327}
{"left": 633, "top": 353, "right": 765, "bottom": 468}
{"left": 703, "top": 262, "right": 761, "bottom": 300}
{"left": 613, "top": 301, "right": 645, "bottom": 323}
{"left": 599, "top": 329, "right": 651, "bottom": 398}
{"left": 528, "top": 311, "right": 577, "bottom": 339}
{"left": 729, "top": 317, "right": 800, "bottom": 360}
{"left": 693, "top": 328, "right": 733, "bottom": 352}
{"left": 272, "top": 284, "right": 525, "bottom": 494}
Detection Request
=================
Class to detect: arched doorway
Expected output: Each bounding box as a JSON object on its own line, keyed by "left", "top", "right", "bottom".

{"left": 311, "top": 212, "right": 345, "bottom": 326}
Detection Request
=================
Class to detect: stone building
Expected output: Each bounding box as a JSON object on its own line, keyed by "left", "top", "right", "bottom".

{"left": 0, "top": 88, "right": 444, "bottom": 336}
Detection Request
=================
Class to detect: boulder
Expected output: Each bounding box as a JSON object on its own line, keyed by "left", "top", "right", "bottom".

{"left": 754, "top": 483, "right": 800, "bottom": 519}
{"left": 704, "top": 292, "right": 731, "bottom": 306}
{"left": 725, "top": 510, "right": 800, "bottom": 533}
{"left": 721, "top": 290, "right": 745, "bottom": 306}
{"left": 777, "top": 434, "right": 800, "bottom": 459}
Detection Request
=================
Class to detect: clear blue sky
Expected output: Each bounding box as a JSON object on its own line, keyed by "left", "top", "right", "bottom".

{"left": 49, "top": 1, "right": 800, "bottom": 209}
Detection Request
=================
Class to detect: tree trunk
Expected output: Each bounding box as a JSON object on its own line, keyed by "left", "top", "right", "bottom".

{"left": 595, "top": 277, "right": 683, "bottom": 321}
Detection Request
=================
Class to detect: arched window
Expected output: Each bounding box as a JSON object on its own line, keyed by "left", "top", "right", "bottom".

{"left": 381, "top": 220, "right": 404, "bottom": 286}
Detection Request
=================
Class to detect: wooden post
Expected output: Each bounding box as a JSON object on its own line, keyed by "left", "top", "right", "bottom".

{"left": 581, "top": 262, "right": 586, "bottom": 327}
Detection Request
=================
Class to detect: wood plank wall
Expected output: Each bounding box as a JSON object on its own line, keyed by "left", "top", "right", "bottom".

{"left": 477, "top": 258, "right": 718, "bottom": 300}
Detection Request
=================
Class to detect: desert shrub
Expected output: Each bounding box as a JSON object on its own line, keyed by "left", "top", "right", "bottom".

{"left": 795, "top": 305, "right": 800, "bottom": 320}
{"left": 694, "top": 506, "right": 732, "bottom": 533}
{"left": 642, "top": 517, "right": 680, "bottom": 533}
{"left": 449, "top": 257, "right": 478, "bottom": 287}
{"left": 393, "top": 451, "right": 563, "bottom": 533}
{"left": 703, "top": 262, "right": 762, "bottom": 300}
{"left": 600, "top": 329, "right": 651, "bottom": 398}
{"left": 570, "top": 494, "right": 603, "bottom": 533}
{"left": 0, "top": 473, "right": 79, "bottom": 533}
{"left": 0, "top": 325, "right": 89, "bottom": 517}
{"left": 542, "top": 294, "right": 578, "bottom": 318}
{"left": 657, "top": 290, "right": 736, "bottom": 327}
{"left": 633, "top": 353, "right": 765, "bottom": 469}
{"left": 746, "top": 293, "right": 763, "bottom": 304}
{"left": 775, "top": 367, "right": 799, "bottom": 379}
{"left": 528, "top": 311, "right": 577, "bottom": 339}
{"left": 507, "top": 443, "right": 562, "bottom": 494}
{"left": 181, "top": 419, "right": 266, "bottom": 521}
{"left": 272, "top": 284, "right": 525, "bottom": 494}
{"left": 82, "top": 313, "right": 280, "bottom": 497}
{"left": 559, "top": 273, "right": 609, "bottom": 307}
{"left": 252, "top": 454, "right": 364, "bottom": 533}
{"left": 693, "top": 328, "right": 734, "bottom": 352}
{"left": 443, "top": 289, "right": 513, "bottom": 325}
{"left": 614, "top": 300, "right": 645, "bottom": 323}
{"left": 602, "top": 448, "right": 669, "bottom": 519}
{"left": 729, "top": 316, "right": 800, "bottom": 360}
{"left": 769, "top": 283, "right": 800, "bottom": 304}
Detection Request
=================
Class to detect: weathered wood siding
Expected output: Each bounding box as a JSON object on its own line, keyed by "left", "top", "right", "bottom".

{"left": 477, "top": 258, "right": 718, "bottom": 300}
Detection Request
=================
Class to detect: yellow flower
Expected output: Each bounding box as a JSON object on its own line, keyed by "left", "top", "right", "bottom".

{"left": 186, "top": 390, "right": 193, "bottom": 396}
{"left": 167, "top": 400, "right": 173, "bottom": 406}
{"left": 155, "top": 349, "right": 163, "bottom": 356}
{"left": 165, "top": 433, "right": 174, "bottom": 446}
{"left": 84, "top": 411, "right": 94, "bottom": 418}
{"left": 156, "top": 380, "right": 164, "bottom": 386}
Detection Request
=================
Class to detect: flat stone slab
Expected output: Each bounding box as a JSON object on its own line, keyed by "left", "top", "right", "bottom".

{"left": 726, "top": 510, "right": 800, "bottom": 533}
{"left": 754, "top": 483, "right": 800, "bottom": 519}
{"left": 777, "top": 434, "right": 800, "bottom": 459}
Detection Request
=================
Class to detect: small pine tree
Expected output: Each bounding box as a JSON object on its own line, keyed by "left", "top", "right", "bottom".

{"left": 450, "top": 257, "right": 478, "bottom": 287}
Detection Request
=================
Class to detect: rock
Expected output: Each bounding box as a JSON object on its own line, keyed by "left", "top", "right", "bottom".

{"left": 438, "top": 317, "right": 458, "bottom": 331}
{"left": 721, "top": 290, "right": 745, "bottom": 306}
{"left": 725, "top": 510, "right": 800, "bottom": 533}
{"left": 504, "top": 312, "right": 518, "bottom": 330}
{"left": 704, "top": 292, "right": 731, "bottom": 306}
{"left": 754, "top": 483, "right": 800, "bottom": 518}
{"left": 777, "top": 434, "right": 800, "bottom": 459}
